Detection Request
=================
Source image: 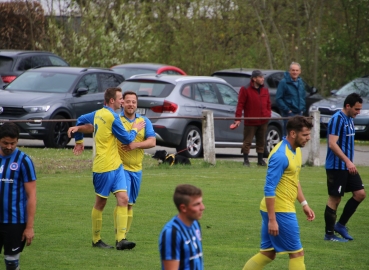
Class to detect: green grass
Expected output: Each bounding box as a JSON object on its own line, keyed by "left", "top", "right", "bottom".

{"left": 18, "top": 147, "right": 369, "bottom": 269}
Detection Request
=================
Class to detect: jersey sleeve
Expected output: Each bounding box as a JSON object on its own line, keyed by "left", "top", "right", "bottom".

{"left": 159, "top": 227, "right": 182, "bottom": 261}
{"left": 111, "top": 114, "right": 137, "bottom": 144}
{"left": 21, "top": 155, "right": 37, "bottom": 182}
{"left": 328, "top": 115, "right": 343, "bottom": 136}
{"left": 143, "top": 117, "right": 156, "bottom": 139}
{"left": 74, "top": 111, "right": 96, "bottom": 141}
{"left": 264, "top": 151, "right": 289, "bottom": 197}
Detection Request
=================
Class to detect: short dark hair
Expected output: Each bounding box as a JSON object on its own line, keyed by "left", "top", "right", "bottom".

{"left": 173, "top": 184, "right": 202, "bottom": 211}
{"left": 0, "top": 122, "right": 20, "bottom": 140}
{"left": 123, "top": 91, "right": 137, "bottom": 100}
{"left": 286, "top": 116, "right": 313, "bottom": 134}
{"left": 344, "top": 93, "right": 362, "bottom": 108}
{"left": 104, "top": 87, "right": 122, "bottom": 104}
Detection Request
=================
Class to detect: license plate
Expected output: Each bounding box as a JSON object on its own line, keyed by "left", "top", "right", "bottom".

{"left": 320, "top": 116, "right": 331, "bottom": 123}
{"left": 136, "top": 108, "right": 146, "bottom": 115}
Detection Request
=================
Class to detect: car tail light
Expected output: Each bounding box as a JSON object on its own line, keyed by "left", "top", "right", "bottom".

{"left": 2, "top": 76, "right": 17, "bottom": 83}
{"left": 150, "top": 100, "right": 178, "bottom": 113}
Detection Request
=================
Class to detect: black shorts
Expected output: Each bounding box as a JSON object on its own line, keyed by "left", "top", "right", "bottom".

{"left": 0, "top": 224, "right": 26, "bottom": 255}
{"left": 326, "top": 169, "right": 364, "bottom": 197}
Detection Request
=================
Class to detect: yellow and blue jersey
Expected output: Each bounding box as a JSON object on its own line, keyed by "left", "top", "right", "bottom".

{"left": 260, "top": 139, "right": 302, "bottom": 213}
{"left": 74, "top": 106, "right": 137, "bottom": 173}
{"left": 117, "top": 112, "right": 155, "bottom": 172}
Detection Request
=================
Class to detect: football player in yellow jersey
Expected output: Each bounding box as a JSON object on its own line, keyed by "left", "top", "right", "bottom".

{"left": 116, "top": 91, "right": 156, "bottom": 240}
{"left": 68, "top": 88, "right": 145, "bottom": 250}
{"left": 243, "top": 116, "right": 315, "bottom": 270}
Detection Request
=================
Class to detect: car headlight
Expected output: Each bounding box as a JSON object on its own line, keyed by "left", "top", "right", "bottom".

{"left": 359, "top": 110, "right": 369, "bottom": 115}
{"left": 23, "top": 106, "right": 51, "bottom": 113}
{"left": 309, "top": 105, "right": 318, "bottom": 112}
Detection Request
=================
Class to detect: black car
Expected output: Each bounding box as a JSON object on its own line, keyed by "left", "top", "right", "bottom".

{"left": 309, "top": 75, "right": 369, "bottom": 139}
{"left": 0, "top": 67, "right": 124, "bottom": 148}
{"left": 0, "top": 50, "right": 69, "bottom": 84}
{"left": 211, "top": 68, "right": 323, "bottom": 116}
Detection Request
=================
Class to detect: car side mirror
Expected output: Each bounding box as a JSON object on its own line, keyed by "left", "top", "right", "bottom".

{"left": 330, "top": 90, "right": 338, "bottom": 95}
{"left": 75, "top": 87, "right": 89, "bottom": 96}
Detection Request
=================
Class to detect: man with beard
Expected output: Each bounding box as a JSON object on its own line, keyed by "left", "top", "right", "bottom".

{"left": 242, "top": 116, "right": 315, "bottom": 270}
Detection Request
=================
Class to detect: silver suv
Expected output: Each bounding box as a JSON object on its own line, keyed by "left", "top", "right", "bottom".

{"left": 118, "top": 74, "right": 283, "bottom": 158}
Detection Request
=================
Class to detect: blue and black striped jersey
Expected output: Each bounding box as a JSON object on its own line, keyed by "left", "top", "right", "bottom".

{"left": 325, "top": 110, "right": 355, "bottom": 170}
{"left": 0, "top": 148, "right": 36, "bottom": 224}
{"left": 159, "top": 216, "right": 203, "bottom": 270}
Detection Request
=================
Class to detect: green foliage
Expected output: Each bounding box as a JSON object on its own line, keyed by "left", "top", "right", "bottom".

{"left": 18, "top": 147, "right": 369, "bottom": 269}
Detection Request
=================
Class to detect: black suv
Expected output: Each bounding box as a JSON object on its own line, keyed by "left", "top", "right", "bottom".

{"left": 0, "top": 67, "right": 124, "bottom": 148}
{"left": 0, "top": 50, "right": 69, "bottom": 84}
{"left": 211, "top": 68, "right": 323, "bottom": 116}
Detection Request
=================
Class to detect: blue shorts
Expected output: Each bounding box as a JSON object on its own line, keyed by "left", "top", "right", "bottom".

{"left": 93, "top": 165, "right": 127, "bottom": 198}
{"left": 124, "top": 170, "right": 142, "bottom": 205}
{"left": 260, "top": 211, "right": 303, "bottom": 254}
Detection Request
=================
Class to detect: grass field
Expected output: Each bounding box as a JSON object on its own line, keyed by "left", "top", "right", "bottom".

{"left": 17, "top": 147, "right": 369, "bottom": 270}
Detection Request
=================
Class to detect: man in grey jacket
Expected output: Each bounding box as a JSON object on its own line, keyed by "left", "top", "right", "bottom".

{"left": 276, "top": 62, "right": 306, "bottom": 136}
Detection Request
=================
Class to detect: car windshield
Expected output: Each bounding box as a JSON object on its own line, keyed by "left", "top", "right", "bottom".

{"left": 113, "top": 68, "right": 156, "bottom": 78}
{"left": 120, "top": 80, "right": 175, "bottom": 97}
{"left": 335, "top": 78, "right": 369, "bottom": 97}
{"left": 5, "top": 71, "right": 78, "bottom": 93}
{"left": 212, "top": 74, "right": 251, "bottom": 87}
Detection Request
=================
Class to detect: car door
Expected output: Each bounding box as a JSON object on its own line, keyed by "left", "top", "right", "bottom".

{"left": 70, "top": 73, "right": 105, "bottom": 117}
{"left": 193, "top": 82, "right": 228, "bottom": 141}
{"left": 215, "top": 83, "right": 243, "bottom": 143}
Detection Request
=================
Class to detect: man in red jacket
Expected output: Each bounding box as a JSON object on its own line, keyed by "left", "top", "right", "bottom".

{"left": 233, "top": 70, "right": 271, "bottom": 166}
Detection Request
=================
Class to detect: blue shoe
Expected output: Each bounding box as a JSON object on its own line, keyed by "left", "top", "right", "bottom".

{"left": 324, "top": 234, "right": 348, "bottom": 242}
{"left": 334, "top": 223, "right": 353, "bottom": 240}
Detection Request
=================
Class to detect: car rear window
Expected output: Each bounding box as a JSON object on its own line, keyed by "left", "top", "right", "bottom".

{"left": 120, "top": 80, "right": 175, "bottom": 97}
{"left": 212, "top": 73, "right": 251, "bottom": 87}
{"left": 0, "top": 56, "right": 13, "bottom": 73}
{"left": 6, "top": 71, "right": 78, "bottom": 93}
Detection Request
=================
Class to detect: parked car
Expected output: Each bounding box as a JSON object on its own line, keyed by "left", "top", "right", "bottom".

{"left": 211, "top": 68, "right": 322, "bottom": 116}
{"left": 111, "top": 63, "right": 187, "bottom": 78}
{"left": 309, "top": 75, "right": 369, "bottom": 139}
{"left": 118, "top": 74, "right": 283, "bottom": 158}
{"left": 0, "top": 50, "right": 69, "bottom": 84}
{"left": 0, "top": 66, "right": 124, "bottom": 148}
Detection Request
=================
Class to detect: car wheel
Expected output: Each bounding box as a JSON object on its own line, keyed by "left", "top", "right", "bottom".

{"left": 43, "top": 115, "right": 71, "bottom": 148}
{"left": 177, "top": 125, "right": 203, "bottom": 158}
{"left": 263, "top": 125, "right": 281, "bottom": 158}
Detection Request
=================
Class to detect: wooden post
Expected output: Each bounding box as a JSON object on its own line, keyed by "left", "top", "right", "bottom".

{"left": 307, "top": 110, "right": 321, "bottom": 166}
{"left": 202, "top": 110, "right": 216, "bottom": 165}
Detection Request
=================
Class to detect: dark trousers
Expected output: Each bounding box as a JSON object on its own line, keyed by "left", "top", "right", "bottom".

{"left": 242, "top": 122, "right": 268, "bottom": 154}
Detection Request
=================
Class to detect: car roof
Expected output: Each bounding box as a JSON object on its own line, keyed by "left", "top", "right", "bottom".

{"left": 112, "top": 63, "right": 170, "bottom": 70}
{"left": 126, "top": 74, "right": 227, "bottom": 84}
{"left": 0, "top": 50, "right": 60, "bottom": 57}
{"left": 26, "top": 66, "right": 118, "bottom": 74}
{"left": 212, "top": 68, "right": 285, "bottom": 76}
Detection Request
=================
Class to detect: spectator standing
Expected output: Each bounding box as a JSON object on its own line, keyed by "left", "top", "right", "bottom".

{"left": 0, "top": 122, "right": 37, "bottom": 270}
{"left": 233, "top": 70, "right": 271, "bottom": 166}
{"left": 68, "top": 87, "right": 145, "bottom": 250}
{"left": 159, "top": 184, "right": 205, "bottom": 270}
{"left": 324, "top": 93, "right": 366, "bottom": 242}
{"left": 242, "top": 116, "right": 315, "bottom": 270}
{"left": 276, "top": 62, "right": 306, "bottom": 137}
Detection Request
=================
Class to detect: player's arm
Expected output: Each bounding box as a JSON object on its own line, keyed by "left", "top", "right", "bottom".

{"left": 162, "top": 260, "right": 180, "bottom": 270}
{"left": 23, "top": 180, "right": 36, "bottom": 246}
{"left": 297, "top": 182, "right": 315, "bottom": 221}
{"left": 112, "top": 116, "right": 145, "bottom": 144}
{"left": 123, "top": 118, "right": 156, "bottom": 150}
{"left": 264, "top": 152, "right": 288, "bottom": 236}
{"left": 328, "top": 134, "right": 357, "bottom": 174}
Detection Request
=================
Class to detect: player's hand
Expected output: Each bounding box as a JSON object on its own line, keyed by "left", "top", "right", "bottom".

{"left": 346, "top": 160, "right": 358, "bottom": 175}
{"left": 22, "top": 227, "right": 34, "bottom": 246}
{"left": 268, "top": 219, "right": 279, "bottom": 236}
{"left": 132, "top": 121, "right": 146, "bottom": 132}
{"left": 73, "top": 143, "right": 84, "bottom": 155}
{"left": 122, "top": 142, "right": 138, "bottom": 151}
{"left": 302, "top": 205, "right": 315, "bottom": 221}
{"left": 68, "top": 126, "right": 79, "bottom": 138}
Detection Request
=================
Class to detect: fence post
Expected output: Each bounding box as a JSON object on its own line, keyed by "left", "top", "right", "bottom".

{"left": 202, "top": 110, "right": 216, "bottom": 165}
{"left": 307, "top": 110, "right": 321, "bottom": 166}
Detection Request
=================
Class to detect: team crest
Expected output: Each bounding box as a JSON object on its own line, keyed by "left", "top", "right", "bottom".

{"left": 10, "top": 162, "right": 18, "bottom": 170}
